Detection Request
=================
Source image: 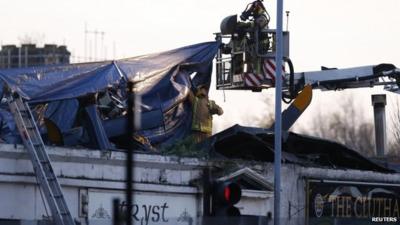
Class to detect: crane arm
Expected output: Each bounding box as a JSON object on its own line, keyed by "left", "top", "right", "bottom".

{"left": 274, "top": 64, "right": 400, "bottom": 130}
{"left": 289, "top": 64, "right": 400, "bottom": 94}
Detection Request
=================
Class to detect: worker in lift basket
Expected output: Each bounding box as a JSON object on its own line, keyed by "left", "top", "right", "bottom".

{"left": 238, "top": 0, "right": 271, "bottom": 74}
{"left": 188, "top": 85, "right": 223, "bottom": 143}
{"left": 239, "top": 0, "right": 270, "bottom": 29}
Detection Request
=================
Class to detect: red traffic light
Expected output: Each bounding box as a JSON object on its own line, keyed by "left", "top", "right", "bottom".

{"left": 215, "top": 182, "right": 242, "bottom": 205}
{"left": 211, "top": 182, "right": 242, "bottom": 218}
{"left": 224, "top": 186, "right": 231, "bottom": 202}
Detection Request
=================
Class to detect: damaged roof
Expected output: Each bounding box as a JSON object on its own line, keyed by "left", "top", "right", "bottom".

{"left": 205, "top": 124, "right": 394, "bottom": 173}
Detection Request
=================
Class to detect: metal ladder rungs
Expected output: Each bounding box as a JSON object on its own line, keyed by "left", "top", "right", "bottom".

{"left": 8, "top": 94, "right": 74, "bottom": 225}
{"left": 30, "top": 139, "right": 42, "bottom": 144}
{"left": 47, "top": 177, "right": 56, "bottom": 181}
{"left": 25, "top": 124, "right": 35, "bottom": 129}
{"left": 19, "top": 110, "right": 28, "bottom": 115}
{"left": 33, "top": 143, "right": 42, "bottom": 148}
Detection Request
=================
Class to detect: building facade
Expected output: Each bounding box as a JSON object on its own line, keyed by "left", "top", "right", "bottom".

{"left": 0, "top": 44, "right": 70, "bottom": 69}
{"left": 0, "top": 144, "right": 399, "bottom": 225}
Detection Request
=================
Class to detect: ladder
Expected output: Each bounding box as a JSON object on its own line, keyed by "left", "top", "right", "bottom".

{"left": 7, "top": 93, "right": 75, "bottom": 225}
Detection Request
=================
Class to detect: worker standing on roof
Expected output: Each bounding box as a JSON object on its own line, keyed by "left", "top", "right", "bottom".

{"left": 188, "top": 85, "right": 223, "bottom": 143}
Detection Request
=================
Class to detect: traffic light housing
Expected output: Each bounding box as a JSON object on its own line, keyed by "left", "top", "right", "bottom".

{"left": 211, "top": 181, "right": 242, "bottom": 217}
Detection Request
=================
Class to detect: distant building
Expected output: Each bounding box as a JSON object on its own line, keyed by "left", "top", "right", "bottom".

{"left": 0, "top": 44, "right": 70, "bottom": 69}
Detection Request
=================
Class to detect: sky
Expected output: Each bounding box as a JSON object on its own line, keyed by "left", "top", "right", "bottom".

{"left": 2, "top": 0, "right": 400, "bottom": 142}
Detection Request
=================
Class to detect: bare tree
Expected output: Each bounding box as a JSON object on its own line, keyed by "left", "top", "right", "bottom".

{"left": 18, "top": 33, "right": 46, "bottom": 45}
{"left": 251, "top": 93, "right": 377, "bottom": 156}
{"left": 388, "top": 99, "right": 400, "bottom": 156}
{"left": 243, "top": 93, "right": 274, "bottom": 128}
{"left": 299, "top": 96, "right": 375, "bottom": 157}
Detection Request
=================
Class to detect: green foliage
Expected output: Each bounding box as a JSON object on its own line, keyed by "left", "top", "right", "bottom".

{"left": 160, "top": 136, "right": 208, "bottom": 158}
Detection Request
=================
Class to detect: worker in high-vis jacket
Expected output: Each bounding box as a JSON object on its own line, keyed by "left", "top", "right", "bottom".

{"left": 188, "top": 85, "right": 223, "bottom": 143}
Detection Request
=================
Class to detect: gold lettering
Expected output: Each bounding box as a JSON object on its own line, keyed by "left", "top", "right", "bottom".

{"left": 353, "top": 197, "right": 362, "bottom": 217}
{"left": 371, "top": 198, "right": 378, "bottom": 216}
{"left": 345, "top": 196, "right": 352, "bottom": 217}
{"left": 362, "top": 197, "right": 368, "bottom": 218}
{"left": 353, "top": 197, "right": 366, "bottom": 218}
{"left": 394, "top": 199, "right": 399, "bottom": 218}
{"left": 378, "top": 198, "right": 385, "bottom": 216}
{"left": 366, "top": 197, "right": 371, "bottom": 218}
{"left": 337, "top": 196, "right": 345, "bottom": 217}
{"left": 384, "top": 198, "right": 391, "bottom": 217}
{"left": 330, "top": 196, "right": 336, "bottom": 217}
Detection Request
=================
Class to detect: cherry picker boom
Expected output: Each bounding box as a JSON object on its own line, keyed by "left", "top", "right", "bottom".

{"left": 215, "top": 1, "right": 400, "bottom": 129}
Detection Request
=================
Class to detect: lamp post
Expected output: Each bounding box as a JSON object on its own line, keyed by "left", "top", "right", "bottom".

{"left": 274, "top": 0, "right": 284, "bottom": 225}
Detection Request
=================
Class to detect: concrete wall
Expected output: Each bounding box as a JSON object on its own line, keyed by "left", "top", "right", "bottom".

{"left": 255, "top": 163, "right": 400, "bottom": 225}
{"left": 0, "top": 144, "right": 204, "bottom": 224}
{"left": 0, "top": 144, "right": 399, "bottom": 225}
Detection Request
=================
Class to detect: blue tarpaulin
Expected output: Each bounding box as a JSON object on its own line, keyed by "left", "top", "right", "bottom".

{"left": 0, "top": 41, "right": 220, "bottom": 146}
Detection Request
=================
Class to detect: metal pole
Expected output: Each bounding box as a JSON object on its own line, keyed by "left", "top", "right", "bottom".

{"left": 113, "top": 198, "right": 121, "bottom": 225}
{"left": 25, "top": 46, "right": 28, "bottom": 67}
{"left": 285, "top": 11, "right": 290, "bottom": 31}
{"left": 8, "top": 49, "right": 11, "bottom": 69}
{"left": 18, "top": 47, "right": 21, "bottom": 68}
{"left": 202, "top": 167, "right": 211, "bottom": 217}
{"left": 126, "top": 81, "right": 134, "bottom": 225}
{"left": 371, "top": 94, "right": 387, "bottom": 157}
{"left": 274, "top": 0, "right": 284, "bottom": 225}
